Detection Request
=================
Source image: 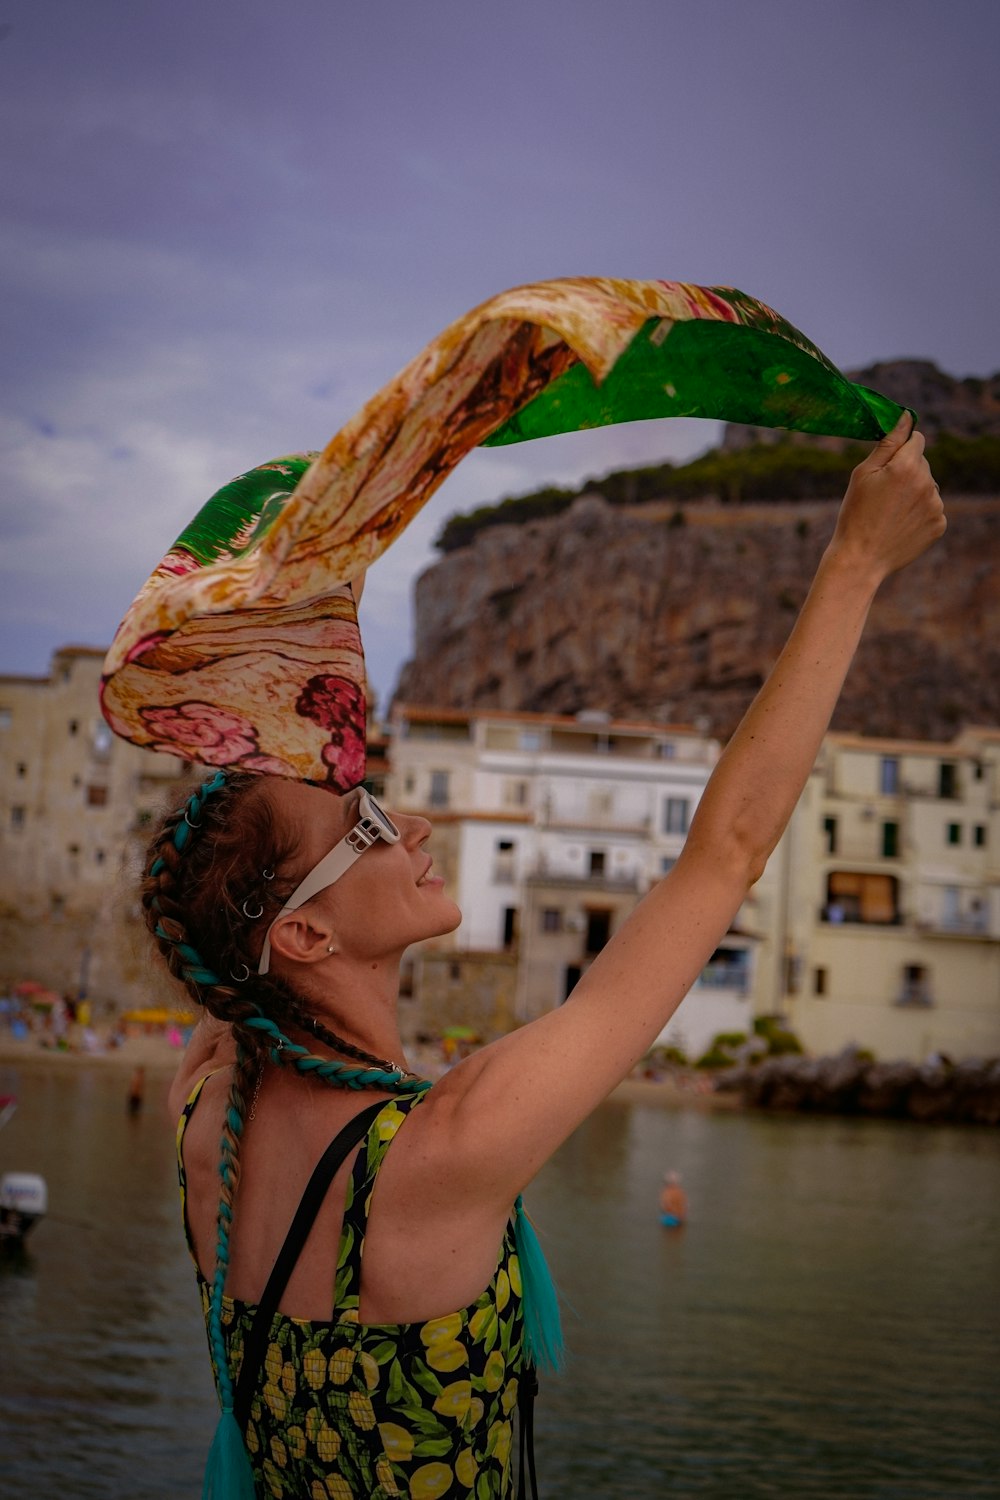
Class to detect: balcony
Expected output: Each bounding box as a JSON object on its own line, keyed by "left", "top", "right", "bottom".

{"left": 917, "top": 916, "right": 996, "bottom": 940}
{"left": 527, "top": 865, "right": 640, "bottom": 894}
{"left": 540, "top": 814, "right": 650, "bottom": 836}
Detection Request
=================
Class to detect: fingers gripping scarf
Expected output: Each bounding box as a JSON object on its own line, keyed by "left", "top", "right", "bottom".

{"left": 100, "top": 277, "right": 908, "bottom": 786}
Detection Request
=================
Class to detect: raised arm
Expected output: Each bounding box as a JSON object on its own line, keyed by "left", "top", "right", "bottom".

{"left": 433, "top": 415, "right": 945, "bottom": 1194}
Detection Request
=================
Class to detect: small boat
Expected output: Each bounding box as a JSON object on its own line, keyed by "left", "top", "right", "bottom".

{"left": 0, "top": 1097, "right": 49, "bottom": 1248}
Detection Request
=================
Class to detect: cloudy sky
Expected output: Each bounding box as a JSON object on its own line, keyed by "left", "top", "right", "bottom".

{"left": 2, "top": 0, "right": 997, "bottom": 708}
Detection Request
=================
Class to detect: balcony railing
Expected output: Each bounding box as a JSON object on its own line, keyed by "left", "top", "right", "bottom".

{"left": 917, "top": 916, "right": 994, "bottom": 939}
{"left": 527, "top": 866, "right": 640, "bottom": 893}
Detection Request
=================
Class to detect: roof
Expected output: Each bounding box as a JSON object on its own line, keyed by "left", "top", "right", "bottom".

{"left": 392, "top": 702, "right": 707, "bottom": 738}
{"left": 827, "top": 727, "right": 1000, "bottom": 758}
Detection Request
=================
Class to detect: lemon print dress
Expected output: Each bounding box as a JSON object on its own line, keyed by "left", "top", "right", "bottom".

{"left": 178, "top": 1083, "right": 526, "bottom": 1499}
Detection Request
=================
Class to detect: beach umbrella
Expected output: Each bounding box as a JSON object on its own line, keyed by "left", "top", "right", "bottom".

{"left": 120, "top": 1006, "right": 196, "bottom": 1026}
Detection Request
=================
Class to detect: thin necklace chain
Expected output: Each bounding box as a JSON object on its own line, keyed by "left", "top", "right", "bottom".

{"left": 248, "top": 1062, "right": 264, "bottom": 1122}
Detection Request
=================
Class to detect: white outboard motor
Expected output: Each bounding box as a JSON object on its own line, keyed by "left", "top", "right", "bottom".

{"left": 0, "top": 1172, "right": 48, "bottom": 1244}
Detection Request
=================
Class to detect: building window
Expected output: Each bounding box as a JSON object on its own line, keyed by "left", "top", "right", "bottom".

{"left": 86, "top": 785, "right": 109, "bottom": 807}
{"left": 502, "top": 906, "right": 519, "bottom": 950}
{"left": 404, "top": 772, "right": 415, "bottom": 794}
{"left": 585, "top": 909, "right": 611, "bottom": 955}
{"left": 974, "top": 825, "right": 987, "bottom": 848}
{"left": 898, "top": 963, "right": 932, "bottom": 1007}
{"left": 429, "top": 770, "right": 450, "bottom": 808}
{"left": 504, "top": 779, "right": 529, "bottom": 807}
{"left": 91, "top": 722, "right": 113, "bottom": 759}
{"left": 938, "top": 762, "right": 957, "bottom": 799}
{"left": 941, "top": 886, "right": 961, "bottom": 928}
{"left": 699, "top": 946, "right": 750, "bottom": 993}
{"left": 448, "top": 961, "right": 461, "bottom": 982}
{"left": 660, "top": 856, "right": 676, "bottom": 876}
{"left": 68, "top": 719, "right": 79, "bottom": 736}
{"left": 16, "top": 762, "right": 26, "bottom": 778}
{"left": 881, "top": 821, "right": 899, "bottom": 858}
{"left": 946, "top": 823, "right": 962, "bottom": 846}
{"left": 880, "top": 756, "right": 899, "bottom": 795}
{"left": 541, "top": 908, "right": 562, "bottom": 933}
{"left": 663, "top": 797, "right": 690, "bottom": 835}
{"left": 0, "top": 707, "right": 11, "bottom": 730}
{"left": 823, "top": 815, "right": 838, "bottom": 854}
{"left": 493, "top": 839, "right": 516, "bottom": 884}
{"left": 825, "top": 871, "right": 899, "bottom": 925}
{"left": 520, "top": 730, "right": 542, "bottom": 752}
{"left": 814, "top": 966, "right": 828, "bottom": 996}
{"left": 972, "top": 761, "right": 984, "bottom": 782}
{"left": 588, "top": 849, "right": 606, "bottom": 877}
{"left": 656, "top": 741, "right": 676, "bottom": 760}
{"left": 10, "top": 806, "right": 25, "bottom": 830}
{"left": 95, "top": 849, "right": 105, "bottom": 865}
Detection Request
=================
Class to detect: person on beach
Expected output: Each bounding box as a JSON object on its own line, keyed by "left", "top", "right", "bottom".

{"left": 660, "top": 1171, "right": 687, "bottom": 1228}
{"left": 126, "top": 1065, "right": 146, "bottom": 1117}
{"left": 153, "top": 413, "right": 942, "bottom": 1499}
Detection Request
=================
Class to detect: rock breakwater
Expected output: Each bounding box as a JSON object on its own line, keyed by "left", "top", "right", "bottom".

{"left": 715, "top": 1047, "right": 1000, "bottom": 1125}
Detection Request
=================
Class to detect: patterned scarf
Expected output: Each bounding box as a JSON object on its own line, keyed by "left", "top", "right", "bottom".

{"left": 101, "top": 278, "right": 908, "bottom": 782}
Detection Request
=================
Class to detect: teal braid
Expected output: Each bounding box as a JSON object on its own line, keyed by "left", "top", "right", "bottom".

{"left": 154, "top": 925, "right": 220, "bottom": 988}
{"left": 207, "top": 1045, "right": 253, "bottom": 1418}
{"left": 243, "top": 1013, "right": 431, "bottom": 1096}
{"left": 149, "top": 768, "right": 229, "bottom": 875}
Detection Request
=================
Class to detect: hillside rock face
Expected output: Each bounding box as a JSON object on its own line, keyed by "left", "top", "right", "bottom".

{"left": 394, "top": 492, "right": 1000, "bottom": 742}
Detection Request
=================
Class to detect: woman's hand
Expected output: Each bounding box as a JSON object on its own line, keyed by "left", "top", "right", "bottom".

{"left": 829, "top": 414, "right": 946, "bottom": 585}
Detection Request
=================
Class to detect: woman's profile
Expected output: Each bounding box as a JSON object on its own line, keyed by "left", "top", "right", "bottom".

{"left": 146, "top": 412, "right": 942, "bottom": 1499}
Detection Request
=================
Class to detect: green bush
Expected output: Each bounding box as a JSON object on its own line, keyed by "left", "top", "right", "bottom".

{"left": 695, "top": 1030, "right": 747, "bottom": 1069}
{"left": 434, "top": 433, "right": 1000, "bottom": 553}
{"left": 753, "top": 1015, "right": 804, "bottom": 1056}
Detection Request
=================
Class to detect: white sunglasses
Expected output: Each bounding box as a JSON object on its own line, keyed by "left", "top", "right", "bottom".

{"left": 257, "top": 790, "right": 400, "bottom": 975}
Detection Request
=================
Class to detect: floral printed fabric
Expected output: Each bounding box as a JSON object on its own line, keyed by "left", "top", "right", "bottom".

{"left": 103, "top": 278, "right": 908, "bottom": 785}
{"left": 178, "top": 1085, "right": 525, "bottom": 1498}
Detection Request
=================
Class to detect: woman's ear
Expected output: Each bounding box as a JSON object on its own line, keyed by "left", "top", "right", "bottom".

{"left": 268, "top": 911, "right": 338, "bottom": 967}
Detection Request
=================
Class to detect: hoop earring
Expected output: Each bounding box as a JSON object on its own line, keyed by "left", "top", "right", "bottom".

{"left": 242, "top": 897, "right": 264, "bottom": 920}
{"left": 230, "top": 963, "right": 250, "bottom": 983}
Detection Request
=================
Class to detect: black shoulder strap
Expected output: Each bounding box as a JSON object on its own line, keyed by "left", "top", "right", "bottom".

{"left": 517, "top": 1362, "right": 540, "bottom": 1500}
{"left": 232, "top": 1098, "right": 387, "bottom": 1427}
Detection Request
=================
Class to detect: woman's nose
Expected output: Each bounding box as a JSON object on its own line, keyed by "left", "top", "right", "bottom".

{"left": 396, "top": 810, "right": 433, "bottom": 847}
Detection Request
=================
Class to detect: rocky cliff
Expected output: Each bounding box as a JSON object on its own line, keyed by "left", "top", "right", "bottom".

{"left": 394, "top": 490, "right": 1000, "bottom": 742}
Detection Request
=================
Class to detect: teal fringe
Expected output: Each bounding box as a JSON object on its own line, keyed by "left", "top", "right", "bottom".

{"left": 202, "top": 1408, "right": 256, "bottom": 1500}
{"left": 514, "top": 1196, "right": 564, "bottom": 1374}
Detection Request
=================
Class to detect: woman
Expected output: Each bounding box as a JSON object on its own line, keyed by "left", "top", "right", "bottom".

{"left": 155, "top": 414, "right": 943, "bottom": 1499}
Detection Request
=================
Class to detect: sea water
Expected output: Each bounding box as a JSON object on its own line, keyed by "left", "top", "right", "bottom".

{"left": 1, "top": 1062, "right": 998, "bottom": 1498}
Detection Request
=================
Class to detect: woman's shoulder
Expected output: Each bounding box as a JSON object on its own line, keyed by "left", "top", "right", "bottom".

{"left": 167, "top": 1017, "right": 236, "bottom": 1120}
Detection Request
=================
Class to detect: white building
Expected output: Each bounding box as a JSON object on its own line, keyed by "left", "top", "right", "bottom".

{"left": 387, "top": 708, "right": 1000, "bottom": 1065}
{"left": 387, "top": 705, "right": 760, "bottom": 1056}
{"left": 772, "top": 728, "right": 1000, "bottom": 1061}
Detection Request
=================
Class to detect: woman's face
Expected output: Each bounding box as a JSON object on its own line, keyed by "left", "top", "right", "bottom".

{"left": 263, "top": 779, "right": 461, "bottom": 963}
